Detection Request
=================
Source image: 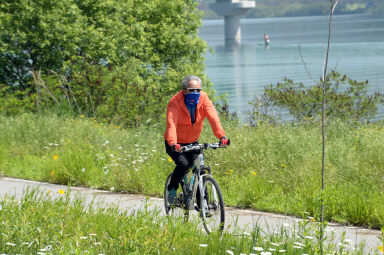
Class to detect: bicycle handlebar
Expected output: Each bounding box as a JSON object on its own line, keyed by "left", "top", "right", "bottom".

{"left": 181, "top": 143, "right": 228, "bottom": 152}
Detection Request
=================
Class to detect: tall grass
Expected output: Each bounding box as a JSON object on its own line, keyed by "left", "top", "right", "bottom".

{"left": 1, "top": 113, "right": 384, "bottom": 228}
{"left": 0, "top": 189, "right": 371, "bottom": 254}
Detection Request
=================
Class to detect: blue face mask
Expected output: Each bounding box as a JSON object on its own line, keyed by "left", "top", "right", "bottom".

{"left": 184, "top": 92, "right": 200, "bottom": 107}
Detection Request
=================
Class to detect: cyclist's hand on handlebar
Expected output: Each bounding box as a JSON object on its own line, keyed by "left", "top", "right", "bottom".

{"left": 219, "top": 137, "right": 230, "bottom": 146}
{"left": 171, "top": 144, "right": 182, "bottom": 152}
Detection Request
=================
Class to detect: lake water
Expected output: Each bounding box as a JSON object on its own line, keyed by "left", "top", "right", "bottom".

{"left": 199, "top": 14, "right": 384, "bottom": 120}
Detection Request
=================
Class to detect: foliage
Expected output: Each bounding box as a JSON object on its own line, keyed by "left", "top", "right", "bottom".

{"left": 0, "top": 190, "right": 368, "bottom": 255}
{"left": 1, "top": 113, "right": 384, "bottom": 229}
{"left": 30, "top": 56, "right": 216, "bottom": 127}
{"left": 33, "top": 58, "right": 166, "bottom": 126}
{"left": 0, "top": 84, "right": 36, "bottom": 115}
{"left": 0, "top": 0, "right": 205, "bottom": 84}
{"left": 250, "top": 71, "right": 384, "bottom": 123}
{"left": 0, "top": 0, "right": 211, "bottom": 126}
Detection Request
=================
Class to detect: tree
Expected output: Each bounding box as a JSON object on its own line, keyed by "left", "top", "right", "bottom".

{"left": 0, "top": 0, "right": 207, "bottom": 89}
{"left": 263, "top": 71, "right": 384, "bottom": 122}
{"left": 1, "top": 0, "right": 212, "bottom": 125}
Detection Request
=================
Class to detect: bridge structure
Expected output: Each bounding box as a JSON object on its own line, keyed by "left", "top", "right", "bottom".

{"left": 209, "top": 0, "right": 256, "bottom": 46}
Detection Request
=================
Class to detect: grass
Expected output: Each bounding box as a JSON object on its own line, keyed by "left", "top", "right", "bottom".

{"left": 0, "top": 113, "right": 384, "bottom": 229}
{"left": 0, "top": 189, "right": 375, "bottom": 255}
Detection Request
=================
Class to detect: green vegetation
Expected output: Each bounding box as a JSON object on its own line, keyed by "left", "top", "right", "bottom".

{"left": 0, "top": 189, "right": 370, "bottom": 254}
{"left": 1, "top": 2, "right": 384, "bottom": 253}
{"left": 250, "top": 71, "right": 384, "bottom": 123}
{"left": 0, "top": 0, "right": 212, "bottom": 126}
{"left": 1, "top": 113, "right": 384, "bottom": 229}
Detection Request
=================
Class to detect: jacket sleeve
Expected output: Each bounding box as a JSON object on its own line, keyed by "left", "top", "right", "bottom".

{"left": 165, "top": 99, "right": 179, "bottom": 145}
{"left": 204, "top": 95, "right": 226, "bottom": 139}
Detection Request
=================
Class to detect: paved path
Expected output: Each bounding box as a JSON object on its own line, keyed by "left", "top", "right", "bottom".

{"left": 0, "top": 177, "right": 382, "bottom": 254}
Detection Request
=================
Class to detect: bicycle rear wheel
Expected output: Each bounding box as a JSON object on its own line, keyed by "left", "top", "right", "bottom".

{"left": 164, "top": 173, "right": 189, "bottom": 220}
{"left": 200, "top": 176, "right": 225, "bottom": 234}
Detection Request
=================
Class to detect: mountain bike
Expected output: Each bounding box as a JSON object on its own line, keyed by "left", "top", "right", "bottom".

{"left": 164, "top": 142, "right": 227, "bottom": 234}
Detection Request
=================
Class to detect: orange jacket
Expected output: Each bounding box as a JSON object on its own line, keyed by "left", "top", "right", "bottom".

{"left": 164, "top": 90, "right": 226, "bottom": 145}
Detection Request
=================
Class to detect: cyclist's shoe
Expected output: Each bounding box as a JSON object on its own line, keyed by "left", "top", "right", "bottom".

{"left": 168, "top": 188, "right": 177, "bottom": 206}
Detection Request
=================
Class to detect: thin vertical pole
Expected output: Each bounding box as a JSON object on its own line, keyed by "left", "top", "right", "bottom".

{"left": 320, "top": 1, "right": 338, "bottom": 254}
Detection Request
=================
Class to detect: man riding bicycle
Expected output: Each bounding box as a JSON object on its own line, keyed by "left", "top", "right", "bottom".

{"left": 164, "top": 75, "right": 229, "bottom": 204}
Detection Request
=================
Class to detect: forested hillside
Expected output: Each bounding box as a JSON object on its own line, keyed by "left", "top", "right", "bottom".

{"left": 199, "top": 0, "right": 384, "bottom": 19}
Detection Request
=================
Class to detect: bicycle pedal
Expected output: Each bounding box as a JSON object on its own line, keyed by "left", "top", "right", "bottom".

{"left": 205, "top": 211, "right": 214, "bottom": 218}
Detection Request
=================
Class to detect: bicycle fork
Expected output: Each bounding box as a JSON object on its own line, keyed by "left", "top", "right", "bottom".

{"left": 195, "top": 154, "right": 218, "bottom": 213}
{"left": 198, "top": 174, "right": 209, "bottom": 211}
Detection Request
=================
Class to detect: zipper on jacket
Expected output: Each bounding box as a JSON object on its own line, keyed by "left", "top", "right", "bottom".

{"left": 192, "top": 108, "right": 197, "bottom": 128}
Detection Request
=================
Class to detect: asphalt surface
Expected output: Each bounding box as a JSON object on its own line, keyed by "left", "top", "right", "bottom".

{"left": 0, "top": 177, "right": 382, "bottom": 254}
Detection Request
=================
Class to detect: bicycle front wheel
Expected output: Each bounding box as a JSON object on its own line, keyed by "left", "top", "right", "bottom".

{"left": 200, "top": 176, "right": 225, "bottom": 234}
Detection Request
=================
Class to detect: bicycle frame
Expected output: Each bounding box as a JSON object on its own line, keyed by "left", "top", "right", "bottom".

{"left": 181, "top": 146, "right": 218, "bottom": 210}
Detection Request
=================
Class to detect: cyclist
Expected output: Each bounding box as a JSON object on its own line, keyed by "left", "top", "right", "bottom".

{"left": 164, "top": 75, "right": 229, "bottom": 205}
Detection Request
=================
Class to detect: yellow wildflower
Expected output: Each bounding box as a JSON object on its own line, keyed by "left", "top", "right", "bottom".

{"left": 58, "top": 189, "right": 65, "bottom": 195}
{"left": 168, "top": 157, "right": 173, "bottom": 162}
{"left": 50, "top": 171, "right": 55, "bottom": 176}
{"left": 281, "top": 163, "right": 287, "bottom": 168}
{"left": 47, "top": 190, "right": 52, "bottom": 194}
{"left": 53, "top": 155, "right": 58, "bottom": 160}
{"left": 251, "top": 171, "right": 257, "bottom": 176}
{"left": 229, "top": 169, "right": 233, "bottom": 173}
{"left": 379, "top": 246, "right": 384, "bottom": 252}
{"left": 67, "top": 139, "right": 72, "bottom": 143}
{"left": 225, "top": 172, "right": 230, "bottom": 175}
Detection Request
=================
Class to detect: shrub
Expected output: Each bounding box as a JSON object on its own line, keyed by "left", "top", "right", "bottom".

{"left": 249, "top": 71, "right": 384, "bottom": 123}
{"left": 0, "top": 0, "right": 214, "bottom": 126}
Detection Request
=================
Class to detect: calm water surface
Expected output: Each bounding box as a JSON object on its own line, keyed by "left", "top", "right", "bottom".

{"left": 199, "top": 14, "right": 384, "bottom": 119}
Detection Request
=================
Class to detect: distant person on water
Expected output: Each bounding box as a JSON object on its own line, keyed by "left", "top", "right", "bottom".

{"left": 264, "top": 34, "right": 270, "bottom": 46}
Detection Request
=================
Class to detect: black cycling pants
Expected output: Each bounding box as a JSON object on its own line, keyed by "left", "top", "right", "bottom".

{"left": 165, "top": 140, "right": 199, "bottom": 190}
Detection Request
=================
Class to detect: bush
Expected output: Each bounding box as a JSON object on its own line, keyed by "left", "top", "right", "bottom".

{"left": 30, "top": 56, "right": 217, "bottom": 127}
{"left": 0, "top": 0, "right": 214, "bottom": 126}
{"left": 249, "top": 71, "right": 384, "bottom": 123}
{"left": 0, "top": 84, "right": 36, "bottom": 115}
